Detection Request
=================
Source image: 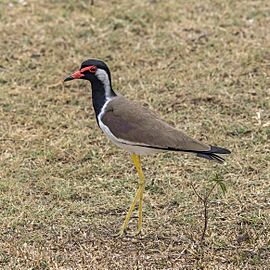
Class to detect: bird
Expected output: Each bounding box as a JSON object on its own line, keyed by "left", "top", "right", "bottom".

{"left": 64, "top": 59, "right": 231, "bottom": 236}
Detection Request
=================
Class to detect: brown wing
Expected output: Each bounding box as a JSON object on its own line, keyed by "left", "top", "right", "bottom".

{"left": 101, "top": 96, "right": 211, "bottom": 152}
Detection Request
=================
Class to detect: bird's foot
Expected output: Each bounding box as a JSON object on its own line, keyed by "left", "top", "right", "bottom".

{"left": 114, "top": 227, "right": 127, "bottom": 238}
{"left": 134, "top": 228, "right": 142, "bottom": 236}
{"left": 114, "top": 227, "right": 143, "bottom": 238}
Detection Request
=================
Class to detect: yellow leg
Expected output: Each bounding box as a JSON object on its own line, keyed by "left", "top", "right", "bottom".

{"left": 118, "top": 185, "right": 141, "bottom": 235}
{"left": 131, "top": 154, "right": 145, "bottom": 234}
{"left": 118, "top": 154, "right": 145, "bottom": 236}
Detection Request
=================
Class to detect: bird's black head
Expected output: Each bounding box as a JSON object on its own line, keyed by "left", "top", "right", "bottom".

{"left": 64, "top": 59, "right": 112, "bottom": 84}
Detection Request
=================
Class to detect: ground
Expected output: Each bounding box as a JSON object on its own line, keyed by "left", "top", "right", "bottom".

{"left": 0, "top": 0, "right": 269, "bottom": 269}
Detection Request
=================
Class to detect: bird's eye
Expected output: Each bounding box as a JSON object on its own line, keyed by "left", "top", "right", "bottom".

{"left": 89, "top": 66, "right": 97, "bottom": 73}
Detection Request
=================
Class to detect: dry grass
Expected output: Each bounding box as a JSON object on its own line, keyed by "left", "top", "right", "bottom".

{"left": 0, "top": 0, "right": 269, "bottom": 269}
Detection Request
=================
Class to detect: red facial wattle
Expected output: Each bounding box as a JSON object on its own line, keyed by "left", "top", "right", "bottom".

{"left": 64, "top": 65, "right": 97, "bottom": 82}
{"left": 71, "top": 70, "right": 85, "bottom": 79}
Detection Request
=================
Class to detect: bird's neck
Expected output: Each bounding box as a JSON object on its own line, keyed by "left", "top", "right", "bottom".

{"left": 90, "top": 77, "right": 116, "bottom": 117}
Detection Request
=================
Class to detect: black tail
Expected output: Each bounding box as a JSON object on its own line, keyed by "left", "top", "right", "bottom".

{"left": 196, "top": 146, "right": 231, "bottom": 163}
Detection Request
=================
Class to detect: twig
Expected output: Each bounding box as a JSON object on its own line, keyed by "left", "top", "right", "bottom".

{"left": 191, "top": 182, "right": 217, "bottom": 243}
{"left": 191, "top": 182, "right": 203, "bottom": 201}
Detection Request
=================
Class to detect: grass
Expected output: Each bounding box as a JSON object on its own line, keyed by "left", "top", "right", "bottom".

{"left": 0, "top": 0, "right": 269, "bottom": 269}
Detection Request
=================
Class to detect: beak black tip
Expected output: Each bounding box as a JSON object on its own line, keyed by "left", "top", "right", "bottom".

{"left": 64, "top": 76, "right": 74, "bottom": 82}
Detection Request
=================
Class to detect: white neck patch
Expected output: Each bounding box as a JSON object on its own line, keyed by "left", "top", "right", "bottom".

{"left": 95, "top": 68, "right": 112, "bottom": 100}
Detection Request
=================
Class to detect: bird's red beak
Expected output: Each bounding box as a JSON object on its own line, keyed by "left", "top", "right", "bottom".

{"left": 64, "top": 70, "right": 85, "bottom": 82}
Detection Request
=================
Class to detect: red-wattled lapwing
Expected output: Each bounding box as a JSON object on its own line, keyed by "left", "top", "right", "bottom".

{"left": 64, "top": 59, "right": 231, "bottom": 235}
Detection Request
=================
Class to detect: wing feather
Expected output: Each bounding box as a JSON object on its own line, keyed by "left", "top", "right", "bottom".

{"left": 101, "top": 96, "right": 211, "bottom": 152}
